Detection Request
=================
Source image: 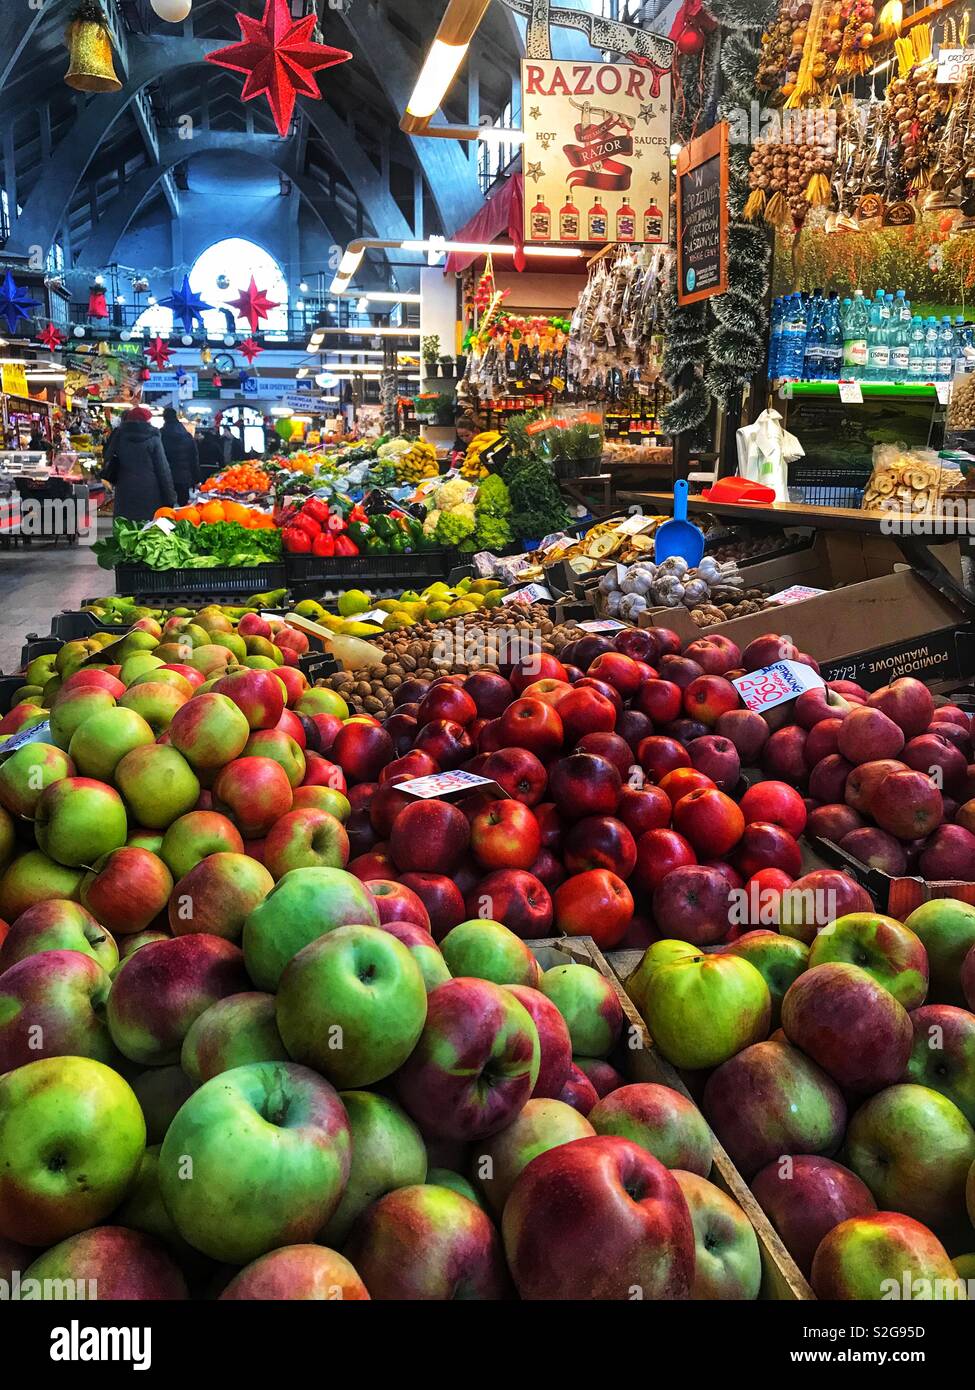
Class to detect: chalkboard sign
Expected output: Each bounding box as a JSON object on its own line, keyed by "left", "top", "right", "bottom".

{"left": 677, "top": 123, "right": 729, "bottom": 306}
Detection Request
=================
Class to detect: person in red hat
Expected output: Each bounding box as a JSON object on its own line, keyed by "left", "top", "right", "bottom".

{"left": 103, "top": 406, "right": 177, "bottom": 520}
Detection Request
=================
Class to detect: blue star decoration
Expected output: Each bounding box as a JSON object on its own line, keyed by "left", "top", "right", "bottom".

{"left": 0, "top": 271, "right": 40, "bottom": 335}
{"left": 159, "top": 276, "right": 213, "bottom": 334}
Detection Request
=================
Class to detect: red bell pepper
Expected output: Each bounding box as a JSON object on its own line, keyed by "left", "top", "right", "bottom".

{"left": 334, "top": 534, "right": 359, "bottom": 557}
{"left": 292, "top": 513, "right": 322, "bottom": 539}
{"left": 348, "top": 504, "right": 368, "bottom": 524}
{"left": 312, "top": 532, "right": 336, "bottom": 558}
{"left": 282, "top": 525, "right": 312, "bottom": 555}
{"left": 302, "top": 498, "right": 331, "bottom": 525}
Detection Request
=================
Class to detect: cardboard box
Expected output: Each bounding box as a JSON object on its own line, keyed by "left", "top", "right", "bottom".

{"left": 640, "top": 569, "right": 972, "bottom": 691}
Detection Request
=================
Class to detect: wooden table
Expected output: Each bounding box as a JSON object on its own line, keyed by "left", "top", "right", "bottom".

{"left": 617, "top": 491, "right": 975, "bottom": 538}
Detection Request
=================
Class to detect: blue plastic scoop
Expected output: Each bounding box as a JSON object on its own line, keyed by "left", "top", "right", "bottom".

{"left": 653, "top": 479, "right": 705, "bottom": 567}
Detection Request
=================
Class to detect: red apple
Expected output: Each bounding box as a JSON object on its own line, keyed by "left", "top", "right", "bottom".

{"left": 573, "top": 731, "right": 633, "bottom": 778}
{"left": 867, "top": 678, "right": 935, "bottom": 739}
{"left": 761, "top": 726, "right": 809, "bottom": 784}
{"left": 739, "top": 781, "right": 807, "bottom": 837}
{"left": 871, "top": 768, "right": 944, "bottom": 841}
{"left": 673, "top": 788, "right": 745, "bottom": 858}
{"left": 742, "top": 634, "right": 799, "bottom": 669}
{"left": 804, "top": 717, "right": 843, "bottom": 767}
{"left": 614, "top": 709, "right": 654, "bottom": 752}
{"left": 735, "top": 823, "right": 802, "bottom": 879}
{"left": 839, "top": 827, "right": 907, "bottom": 875}
{"left": 212, "top": 757, "right": 294, "bottom": 839}
{"left": 470, "top": 800, "right": 542, "bottom": 871}
{"left": 617, "top": 785, "right": 672, "bottom": 837}
{"left": 837, "top": 706, "right": 906, "bottom": 765}
{"left": 658, "top": 654, "right": 704, "bottom": 690}
{"left": 563, "top": 816, "right": 637, "bottom": 879}
{"left": 633, "top": 829, "right": 696, "bottom": 895}
{"left": 80, "top": 847, "right": 173, "bottom": 937}
{"left": 903, "top": 733, "right": 967, "bottom": 795}
{"left": 918, "top": 823, "right": 975, "bottom": 880}
{"left": 808, "top": 753, "right": 854, "bottom": 804}
{"left": 684, "top": 637, "right": 741, "bottom": 676}
{"left": 844, "top": 757, "right": 907, "bottom": 813}
{"left": 397, "top": 872, "right": 466, "bottom": 942}
{"left": 465, "top": 870, "right": 553, "bottom": 939}
{"left": 637, "top": 736, "right": 691, "bottom": 783}
{"left": 463, "top": 672, "right": 514, "bottom": 719}
{"left": 547, "top": 752, "right": 622, "bottom": 821}
{"left": 713, "top": 709, "right": 768, "bottom": 766}
{"left": 330, "top": 722, "right": 395, "bottom": 784}
{"left": 658, "top": 767, "right": 714, "bottom": 806}
{"left": 781, "top": 961, "right": 913, "bottom": 1093}
{"left": 778, "top": 868, "right": 873, "bottom": 945}
{"left": 414, "top": 720, "right": 473, "bottom": 770}
{"left": 687, "top": 735, "right": 740, "bottom": 792}
{"left": 503, "top": 983, "right": 573, "bottom": 1099}
{"left": 509, "top": 653, "right": 566, "bottom": 695}
{"left": 587, "top": 651, "right": 643, "bottom": 699}
{"left": 557, "top": 1063, "right": 600, "bottom": 1115}
{"left": 389, "top": 799, "right": 470, "bottom": 874}
{"left": 652, "top": 864, "right": 733, "bottom": 947}
{"left": 636, "top": 679, "right": 682, "bottom": 725}
{"left": 573, "top": 677, "right": 622, "bottom": 716}
{"left": 417, "top": 685, "right": 478, "bottom": 728}
{"left": 806, "top": 803, "right": 864, "bottom": 842}
{"left": 501, "top": 1135, "right": 694, "bottom": 1300}
{"left": 751, "top": 1155, "right": 877, "bottom": 1277}
{"left": 683, "top": 675, "right": 740, "bottom": 728}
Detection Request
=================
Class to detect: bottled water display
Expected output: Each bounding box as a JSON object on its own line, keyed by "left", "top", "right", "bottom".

{"left": 770, "top": 283, "right": 974, "bottom": 385}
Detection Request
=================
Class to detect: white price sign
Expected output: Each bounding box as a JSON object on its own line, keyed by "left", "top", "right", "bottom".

{"left": 936, "top": 381, "right": 953, "bottom": 406}
{"left": 402, "top": 771, "right": 499, "bottom": 800}
{"left": 838, "top": 381, "right": 863, "bottom": 404}
{"left": 732, "top": 659, "right": 825, "bottom": 713}
{"left": 577, "top": 619, "right": 628, "bottom": 632}
{"left": 354, "top": 610, "right": 392, "bottom": 625}
{"left": 766, "top": 585, "right": 827, "bottom": 605}
{"left": 503, "top": 583, "right": 553, "bottom": 606}
{"left": 936, "top": 46, "right": 975, "bottom": 83}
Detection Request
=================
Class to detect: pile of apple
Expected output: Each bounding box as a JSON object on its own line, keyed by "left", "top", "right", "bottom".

{"left": 626, "top": 895, "right": 975, "bottom": 1300}
{"left": 0, "top": 625, "right": 774, "bottom": 1301}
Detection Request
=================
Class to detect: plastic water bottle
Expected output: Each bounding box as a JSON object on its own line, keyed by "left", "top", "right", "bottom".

{"left": 953, "top": 316, "right": 971, "bottom": 377}
{"left": 883, "top": 292, "right": 895, "bottom": 325}
{"left": 896, "top": 289, "right": 911, "bottom": 322}
{"left": 768, "top": 297, "right": 784, "bottom": 379}
{"left": 907, "top": 315, "right": 925, "bottom": 380}
{"left": 867, "top": 296, "right": 890, "bottom": 382}
{"left": 938, "top": 317, "right": 955, "bottom": 382}
{"left": 822, "top": 293, "right": 843, "bottom": 379}
{"left": 782, "top": 294, "right": 806, "bottom": 379}
{"left": 842, "top": 291, "right": 869, "bottom": 380}
{"left": 803, "top": 290, "right": 827, "bottom": 380}
{"left": 890, "top": 311, "right": 910, "bottom": 382}
{"left": 923, "top": 317, "right": 940, "bottom": 381}
{"left": 873, "top": 288, "right": 887, "bottom": 324}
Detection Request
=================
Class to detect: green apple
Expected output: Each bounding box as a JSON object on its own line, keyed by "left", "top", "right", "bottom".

{"left": 242, "top": 865, "right": 380, "bottom": 990}
{"left": 190, "top": 645, "right": 236, "bottom": 678}
{"left": 68, "top": 706, "right": 155, "bottom": 781}
{"left": 209, "top": 631, "right": 247, "bottom": 662}
{"left": 0, "top": 805, "right": 14, "bottom": 876}
{"left": 637, "top": 951, "right": 772, "bottom": 1071}
{"left": 34, "top": 776, "right": 128, "bottom": 868}
{"left": 169, "top": 692, "right": 251, "bottom": 772}
{"left": 0, "top": 743, "right": 74, "bottom": 820}
{"left": 158, "top": 1060, "right": 352, "bottom": 1264}
{"left": 0, "top": 948, "right": 121, "bottom": 1071}
{"left": 808, "top": 912, "right": 929, "bottom": 1010}
{"left": 295, "top": 688, "right": 350, "bottom": 721}
{"left": 673, "top": 1169, "right": 762, "bottom": 1300}
{"left": 905, "top": 899, "right": 975, "bottom": 1005}
{"left": 169, "top": 850, "right": 273, "bottom": 942}
{"left": 720, "top": 931, "right": 809, "bottom": 1028}
{"left": 25, "top": 654, "right": 58, "bottom": 688}
{"left": 0, "top": 899, "right": 118, "bottom": 974}
{"left": 291, "top": 786, "right": 351, "bottom": 822}
{"left": 471, "top": 1097, "right": 594, "bottom": 1216}
{"left": 119, "top": 652, "right": 165, "bottom": 686}
{"left": 538, "top": 963, "right": 624, "bottom": 1058}
{"left": 321, "top": 1091, "right": 427, "bottom": 1246}
{"left": 119, "top": 680, "right": 188, "bottom": 735}
{"left": 0, "top": 850, "right": 84, "bottom": 922}
{"left": 626, "top": 939, "right": 700, "bottom": 1019}
{"left": 275, "top": 924, "right": 427, "bottom": 1086}
{"left": 440, "top": 919, "right": 540, "bottom": 987}
{"left": 0, "top": 1056, "right": 145, "bottom": 1246}
{"left": 181, "top": 991, "right": 288, "bottom": 1082}
{"left": 114, "top": 745, "right": 200, "bottom": 829}
{"left": 426, "top": 1168, "right": 484, "bottom": 1206}
{"left": 128, "top": 667, "right": 193, "bottom": 697}
{"left": 49, "top": 686, "right": 117, "bottom": 750}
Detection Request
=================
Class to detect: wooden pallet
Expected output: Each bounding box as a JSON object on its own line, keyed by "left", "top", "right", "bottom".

{"left": 526, "top": 936, "right": 814, "bottom": 1302}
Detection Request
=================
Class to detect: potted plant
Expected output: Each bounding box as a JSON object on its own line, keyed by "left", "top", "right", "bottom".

{"left": 422, "top": 335, "right": 441, "bottom": 377}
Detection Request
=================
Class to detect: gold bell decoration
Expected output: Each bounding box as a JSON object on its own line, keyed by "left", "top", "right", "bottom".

{"left": 64, "top": 2, "right": 122, "bottom": 94}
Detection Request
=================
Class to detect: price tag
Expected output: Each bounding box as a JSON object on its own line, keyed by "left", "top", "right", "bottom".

{"left": 732, "top": 659, "right": 825, "bottom": 713}
{"left": 577, "top": 619, "right": 628, "bottom": 632}
{"left": 617, "top": 513, "right": 655, "bottom": 535}
{"left": 766, "top": 585, "right": 827, "bottom": 605}
{"left": 0, "top": 719, "right": 52, "bottom": 760}
{"left": 354, "top": 609, "right": 391, "bottom": 625}
{"left": 936, "top": 381, "right": 953, "bottom": 405}
{"left": 936, "top": 46, "right": 975, "bottom": 83}
{"left": 401, "top": 771, "right": 506, "bottom": 801}
{"left": 503, "top": 583, "right": 553, "bottom": 606}
{"left": 142, "top": 516, "right": 176, "bottom": 534}
{"left": 838, "top": 381, "right": 863, "bottom": 404}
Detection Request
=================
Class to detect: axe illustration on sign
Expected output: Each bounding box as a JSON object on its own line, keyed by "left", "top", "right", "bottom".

{"left": 498, "top": 0, "right": 675, "bottom": 66}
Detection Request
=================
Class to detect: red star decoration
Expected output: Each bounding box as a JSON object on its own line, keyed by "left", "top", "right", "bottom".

{"left": 212, "top": 373, "right": 223, "bottom": 388}
{"left": 240, "top": 337, "right": 263, "bottom": 364}
{"left": 146, "top": 337, "right": 172, "bottom": 370}
{"left": 37, "top": 323, "right": 66, "bottom": 351}
{"left": 205, "top": 0, "right": 353, "bottom": 138}
{"left": 228, "top": 276, "right": 280, "bottom": 332}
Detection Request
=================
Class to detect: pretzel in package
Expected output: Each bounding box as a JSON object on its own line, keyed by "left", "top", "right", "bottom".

{"left": 862, "top": 444, "right": 944, "bottom": 515}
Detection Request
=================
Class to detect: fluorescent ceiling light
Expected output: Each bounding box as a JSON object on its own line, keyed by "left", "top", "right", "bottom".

{"left": 333, "top": 327, "right": 421, "bottom": 337}
{"left": 323, "top": 350, "right": 386, "bottom": 358}
{"left": 407, "top": 39, "right": 470, "bottom": 119}
{"left": 399, "top": 239, "right": 582, "bottom": 259}
{"left": 341, "top": 292, "right": 423, "bottom": 304}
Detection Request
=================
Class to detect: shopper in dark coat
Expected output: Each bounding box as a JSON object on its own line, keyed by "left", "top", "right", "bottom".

{"left": 103, "top": 407, "right": 177, "bottom": 521}
{"left": 160, "top": 407, "right": 200, "bottom": 505}
{"left": 197, "top": 428, "right": 228, "bottom": 473}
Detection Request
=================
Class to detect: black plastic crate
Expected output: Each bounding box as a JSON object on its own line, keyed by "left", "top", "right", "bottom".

{"left": 51, "top": 610, "right": 128, "bottom": 641}
{"left": 114, "top": 563, "right": 288, "bottom": 597}
{"left": 0, "top": 675, "right": 31, "bottom": 712}
{"left": 19, "top": 635, "right": 61, "bottom": 670}
{"left": 285, "top": 551, "right": 453, "bottom": 586}
{"left": 787, "top": 464, "right": 871, "bottom": 509}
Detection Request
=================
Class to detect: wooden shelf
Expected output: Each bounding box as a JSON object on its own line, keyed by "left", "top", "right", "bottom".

{"left": 617, "top": 490, "right": 975, "bottom": 537}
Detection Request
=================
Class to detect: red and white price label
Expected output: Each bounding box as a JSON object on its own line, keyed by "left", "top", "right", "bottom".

{"left": 732, "top": 659, "right": 824, "bottom": 713}
{"left": 401, "top": 770, "right": 505, "bottom": 800}
{"left": 503, "top": 583, "right": 553, "bottom": 606}
{"left": 766, "top": 585, "right": 826, "bottom": 606}
{"left": 577, "top": 619, "right": 628, "bottom": 632}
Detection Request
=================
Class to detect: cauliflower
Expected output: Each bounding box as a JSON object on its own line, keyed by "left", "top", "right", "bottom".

{"left": 435, "top": 478, "right": 471, "bottom": 512}
{"left": 423, "top": 509, "right": 441, "bottom": 537}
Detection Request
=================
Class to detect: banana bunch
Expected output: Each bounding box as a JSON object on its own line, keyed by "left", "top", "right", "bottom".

{"left": 394, "top": 439, "right": 439, "bottom": 483}
{"left": 461, "top": 430, "right": 502, "bottom": 481}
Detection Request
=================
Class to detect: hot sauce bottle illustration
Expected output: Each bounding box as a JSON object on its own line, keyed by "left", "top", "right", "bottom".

{"left": 530, "top": 195, "right": 551, "bottom": 241}
{"left": 588, "top": 197, "right": 608, "bottom": 242}
{"left": 643, "top": 199, "right": 663, "bottom": 243}
{"left": 559, "top": 195, "right": 580, "bottom": 241}
{"left": 617, "top": 198, "right": 636, "bottom": 242}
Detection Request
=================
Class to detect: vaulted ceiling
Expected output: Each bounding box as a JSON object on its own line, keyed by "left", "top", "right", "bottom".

{"left": 0, "top": 0, "right": 524, "bottom": 278}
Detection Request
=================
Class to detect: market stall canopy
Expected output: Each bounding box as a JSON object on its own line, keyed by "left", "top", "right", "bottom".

{"left": 446, "top": 177, "right": 526, "bottom": 275}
